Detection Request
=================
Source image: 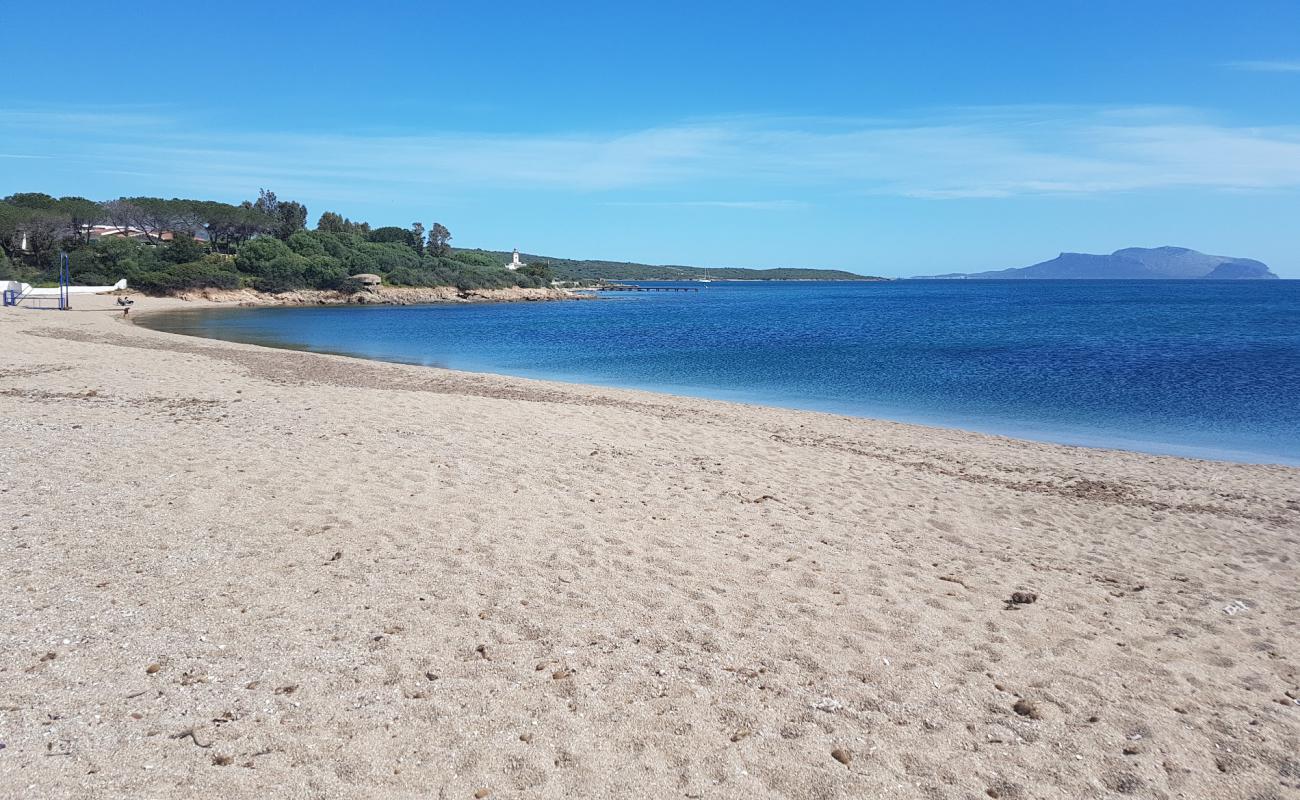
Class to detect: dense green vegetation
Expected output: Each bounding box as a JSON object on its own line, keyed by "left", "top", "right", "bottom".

{"left": 464, "top": 249, "right": 882, "bottom": 282}
{"left": 0, "top": 191, "right": 552, "bottom": 294}
{"left": 0, "top": 189, "right": 877, "bottom": 294}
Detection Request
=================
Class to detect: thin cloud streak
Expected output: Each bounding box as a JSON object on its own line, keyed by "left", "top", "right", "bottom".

{"left": 1225, "top": 60, "right": 1300, "bottom": 72}
{"left": 602, "top": 200, "right": 808, "bottom": 210}
{"left": 0, "top": 107, "right": 172, "bottom": 130}
{"left": 5, "top": 106, "right": 1300, "bottom": 201}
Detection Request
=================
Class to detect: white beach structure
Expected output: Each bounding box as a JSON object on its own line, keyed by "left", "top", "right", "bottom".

{"left": 2, "top": 279, "right": 128, "bottom": 307}
{"left": 18, "top": 278, "right": 128, "bottom": 298}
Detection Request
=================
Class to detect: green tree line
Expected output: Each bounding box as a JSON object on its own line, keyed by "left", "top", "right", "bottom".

{"left": 0, "top": 190, "right": 553, "bottom": 294}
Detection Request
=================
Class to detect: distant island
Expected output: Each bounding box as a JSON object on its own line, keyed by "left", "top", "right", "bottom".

{"left": 466, "top": 249, "right": 883, "bottom": 282}
{"left": 915, "top": 246, "right": 1279, "bottom": 280}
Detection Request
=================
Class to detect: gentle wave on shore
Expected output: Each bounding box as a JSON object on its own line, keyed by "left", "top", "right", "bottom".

{"left": 141, "top": 280, "right": 1300, "bottom": 465}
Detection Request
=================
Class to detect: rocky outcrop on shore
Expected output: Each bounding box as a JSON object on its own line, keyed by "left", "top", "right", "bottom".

{"left": 171, "top": 285, "right": 583, "bottom": 306}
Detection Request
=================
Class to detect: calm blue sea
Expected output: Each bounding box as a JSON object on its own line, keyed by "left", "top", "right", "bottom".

{"left": 143, "top": 281, "right": 1300, "bottom": 465}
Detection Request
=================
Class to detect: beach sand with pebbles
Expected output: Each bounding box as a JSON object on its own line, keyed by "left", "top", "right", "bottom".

{"left": 1, "top": 294, "right": 1298, "bottom": 800}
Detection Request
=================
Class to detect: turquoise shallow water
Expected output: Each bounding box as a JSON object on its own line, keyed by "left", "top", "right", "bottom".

{"left": 142, "top": 280, "right": 1300, "bottom": 465}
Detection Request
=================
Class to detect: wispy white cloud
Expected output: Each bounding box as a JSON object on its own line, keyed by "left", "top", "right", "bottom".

{"left": 602, "top": 200, "right": 807, "bottom": 210}
{"left": 1225, "top": 60, "right": 1300, "bottom": 72}
{"left": 0, "top": 107, "right": 172, "bottom": 130}
{"left": 5, "top": 105, "right": 1300, "bottom": 202}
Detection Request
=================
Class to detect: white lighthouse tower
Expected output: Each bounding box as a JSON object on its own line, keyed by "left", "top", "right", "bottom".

{"left": 507, "top": 249, "right": 525, "bottom": 271}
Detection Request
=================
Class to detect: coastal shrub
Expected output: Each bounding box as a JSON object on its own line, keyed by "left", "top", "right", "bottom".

{"left": 64, "top": 239, "right": 154, "bottom": 286}
{"left": 67, "top": 247, "right": 101, "bottom": 281}
{"left": 254, "top": 256, "right": 309, "bottom": 293}
{"left": 58, "top": 238, "right": 158, "bottom": 286}
{"left": 384, "top": 265, "right": 517, "bottom": 287}
{"left": 517, "top": 261, "right": 553, "bottom": 283}
{"left": 447, "top": 250, "right": 500, "bottom": 269}
{"left": 132, "top": 260, "right": 241, "bottom": 293}
{"left": 368, "top": 226, "right": 419, "bottom": 249}
{"left": 130, "top": 271, "right": 174, "bottom": 294}
{"left": 0, "top": 253, "right": 20, "bottom": 280}
{"left": 160, "top": 233, "right": 207, "bottom": 264}
{"left": 286, "top": 230, "right": 328, "bottom": 258}
{"left": 312, "top": 231, "right": 352, "bottom": 259}
{"left": 345, "top": 240, "right": 420, "bottom": 275}
{"left": 88, "top": 237, "right": 160, "bottom": 280}
{"left": 303, "top": 255, "right": 347, "bottom": 289}
{"left": 74, "top": 271, "right": 112, "bottom": 286}
{"left": 233, "top": 237, "right": 314, "bottom": 293}
{"left": 447, "top": 262, "right": 521, "bottom": 290}
{"left": 235, "top": 236, "right": 298, "bottom": 275}
{"left": 384, "top": 267, "right": 431, "bottom": 286}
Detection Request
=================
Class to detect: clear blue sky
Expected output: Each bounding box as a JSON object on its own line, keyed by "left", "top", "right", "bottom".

{"left": 4, "top": 1, "right": 1300, "bottom": 276}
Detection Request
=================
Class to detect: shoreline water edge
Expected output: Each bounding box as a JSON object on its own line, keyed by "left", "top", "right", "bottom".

{"left": 134, "top": 283, "right": 1300, "bottom": 468}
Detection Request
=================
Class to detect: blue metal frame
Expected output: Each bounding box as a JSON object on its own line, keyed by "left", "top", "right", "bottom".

{"left": 58, "top": 251, "right": 71, "bottom": 310}
{"left": 2, "top": 252, "right": 72, "bottom": 309}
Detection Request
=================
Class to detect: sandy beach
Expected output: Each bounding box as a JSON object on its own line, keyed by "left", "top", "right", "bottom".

{"left": 1, "top": 294, "right": 1297, "bottom": 800}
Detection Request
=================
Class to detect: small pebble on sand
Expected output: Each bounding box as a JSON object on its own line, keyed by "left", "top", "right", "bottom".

{"left": 831, "top": 748, "right": 851, "bottom": 766}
